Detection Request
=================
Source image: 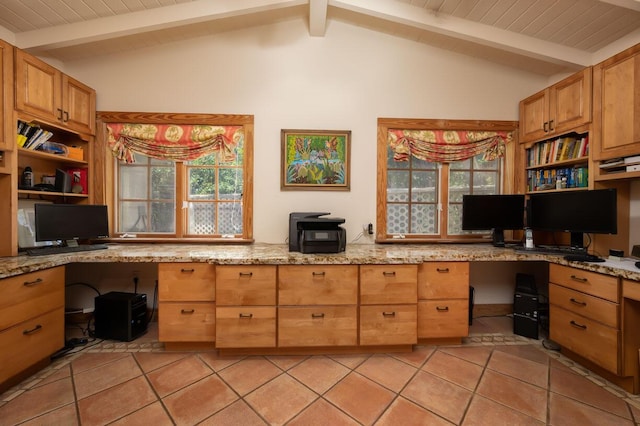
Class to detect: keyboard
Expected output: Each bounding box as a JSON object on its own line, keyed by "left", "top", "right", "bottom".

{"left": 514, "top": 246, "right": 574, "bottom": 255}
{"left": 564, "top": 254, "right": 605, "bottom": 263}
{"left": 26, "top": 244, "right": 108, "bottom": 256}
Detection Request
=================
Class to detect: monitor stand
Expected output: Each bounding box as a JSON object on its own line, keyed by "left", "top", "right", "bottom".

{"left": 570, "top": 232, "right": 586, "bottom": 252}
{"left": 491, "top": 229, "right": 505, "bottom": 247}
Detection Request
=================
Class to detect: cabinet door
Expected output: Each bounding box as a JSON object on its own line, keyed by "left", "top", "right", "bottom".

{"left": 593, "top": 44, "right": 640, "bottom": 160}
{"left": 0, "top": 39, "right": 13, "bottom": 152}
{"left": 548, "top": 67, "right": 592, "bottom": 136}
{"left": 519, "top": 89, "right": 549, "bottom": 143}
{"left": 62, "top": 74, "right": 96, "bottom": 134}
{"left": 14, "top": 49, "right": 62, "bottom": 124}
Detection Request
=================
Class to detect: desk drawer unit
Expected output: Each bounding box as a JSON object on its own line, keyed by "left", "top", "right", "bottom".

{"left": 360, "top": 304, "right": 417, "bottom": 345}
{"left": 216, "top": 306, "right": 276, "bottom": 348}
{"left": 360, "top": 265, "right": 417, "bottom": 304}
{"left": 417, "top": 262, "right": 469, "bottom": 339}
{"left": 158, "top": 302, "right": 215, "bottom": 342}
{"left": 0, "top": 307, "right": 64, "bottom": 385}
{"left": 216, "top": 265, "right": 276, "bottom": 306}
{"left": 550, "top": 283, "right": 619, "bottom": 328}
{"left": 0, "top": 267, "right": 65, "bottom": 331}
{"left": 278, "top": 265, "right": 358, "bottom": 305}
{"left": 278, "top": 306, "right": 357, "bottom": 347}
{"left": 158, "top": 263, "right": 215, "bottom": 302}
{"left": 550, "top": 304, "right": 620, "bottom": 373}
{"left": 549, "top": 264, "right": 618, "bottom": 302}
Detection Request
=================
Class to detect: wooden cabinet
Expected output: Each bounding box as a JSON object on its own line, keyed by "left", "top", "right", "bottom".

{"left": 592, "top": 43, "right": 640, "bottom": 162}
{"left": 417, "top": 262, "right": 469, "bottom": 340}
{"left": 549, "top": 264, "right": 620, "bottom": 374}
{"left": 359, "top": 265, "right": 417, "bottom": 346}
{"left": 0, "top": 267, "right": 65, "bottom": 392}
{"left": 14, "top": 49, "right": 95, "bottom": 135}
{"left": 0, "top": 39, "right": 13, "bottom": 155}
{"left": 519, "top": 68, "right": 592, "bottom": 143}
{"left": 278, "top": 265, "right": 358, "bottom": 347}
{"left": 158, "top": 263, "right": 215, "bottom": 343}
{"left": 215, "top": 265, "right": 276, "bottom": 348}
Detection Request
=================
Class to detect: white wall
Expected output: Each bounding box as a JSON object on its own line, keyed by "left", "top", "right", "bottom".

{"left": 63, "top": 17, "right": 547, "bottom": 244}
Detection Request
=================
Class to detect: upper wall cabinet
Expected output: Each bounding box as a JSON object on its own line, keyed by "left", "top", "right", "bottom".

{"left": 0, "top": 39, "right": 13, "bottom": 154}
{"left": 519, "top": 68, "right": 592, "bottom": 143}
{"left": 14, "top": 49, "right": 95, "bottom": 135}
{"left": 592, "top": 43, "right": 640, "bottom": 161}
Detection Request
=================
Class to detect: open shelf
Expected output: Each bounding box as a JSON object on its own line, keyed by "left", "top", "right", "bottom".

{"left": 18, "top": 189, "right": 88, "bottom": 198}
{"left": 18, "top": 147, "right": 87, "bottom": 165}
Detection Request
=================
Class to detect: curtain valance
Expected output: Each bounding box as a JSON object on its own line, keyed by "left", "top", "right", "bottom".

{"left": 106, "top": 123, "right": 244, "bottom": 163}
{"left": 388, "top": 129, "right": 513, "bottom": 163}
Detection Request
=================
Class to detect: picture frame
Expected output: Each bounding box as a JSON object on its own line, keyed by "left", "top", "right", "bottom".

{"left": 281, "top": 129, "right": 351, "bottom": 191}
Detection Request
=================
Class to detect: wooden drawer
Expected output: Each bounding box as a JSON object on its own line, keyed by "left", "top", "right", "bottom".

{"left": 278, "top": 306, "right": 357, "bottom": 347}
{"left": 549, "top": 264, "right": 618, "bottom": 302}
{"left": 158, "top": 302, "right": 215, "bottom": 342}
{"left": 550, "top": 305, "right": 619, "bottom": 374}
{"left": 418, "top": 262, "right": 469, "bottom": 299}
{"left": 623, "top": 279, "right": 640, "bottom": 301}
{"left": 216, "top": 307, "right": 276, "bottom": 348}
{"left": 360, "top": 304, "right": 417, "bottom": 345}
{"left": 0, "top": 307, "right": 64, "bottom": 385}
{"left": 216, "top": 265, "right": 276, "bottom": 306}
{"left": 360, "top": 265, "right": 417, "bottom": 305}
{"left": 279, "top": 265, "right": 358, "bottom": 305}
{"left": 550, "top": 283, "right": 618, "bottom": 328}
{"left": 158, "top": 263, "right": 215, "bottom": 302}
{"left": 0, "top": 267, "right": 64, "bottom": 331}
{"left": 418, "top": 299, "right": 469, "bottom": 338}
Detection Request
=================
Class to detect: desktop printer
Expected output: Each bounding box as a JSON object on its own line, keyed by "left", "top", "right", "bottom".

{"left": 289, "top": 212, "right": 346, "bottom": 254}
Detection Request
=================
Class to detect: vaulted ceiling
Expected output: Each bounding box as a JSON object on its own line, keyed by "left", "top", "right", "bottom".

{"left": 1, "top": 0, "right": 639, "bottom": 75}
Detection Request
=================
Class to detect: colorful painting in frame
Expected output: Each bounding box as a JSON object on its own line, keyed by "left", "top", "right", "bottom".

{"left": 281, "top": 129, "right": 351, "bottom": 191}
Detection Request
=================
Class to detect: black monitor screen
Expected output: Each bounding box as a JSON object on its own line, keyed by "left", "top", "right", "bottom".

{"left": 528, "top": 189, "right": 617, "bottom": 235}
{"left": 462, "top": 194, "right": 525, "bottom": 231}
{"left": 35, "top": 204, "right": 109, "bottom": 242}
{"left": 462, "top": 194, "right": 525, "bottom": 247}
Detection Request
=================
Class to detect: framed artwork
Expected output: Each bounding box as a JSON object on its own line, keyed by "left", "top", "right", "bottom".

{"left": 281, "top": 129, "right": 351, "bottom": 191}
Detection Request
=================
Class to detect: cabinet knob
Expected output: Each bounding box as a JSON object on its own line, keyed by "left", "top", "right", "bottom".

{"left": 63, "top": 110, "right": 69, "bottom": 122}
{"left": 57, "top": 108, "right": 63, "bottom": 121}
{"left": 543, "top": 121, "right": 549, "bottom": 132}
{"left": 23, "top": 324, "right": 43, "bottom": 335}
{"left": 548, "top": 119, "right": 554, "bottom": 131}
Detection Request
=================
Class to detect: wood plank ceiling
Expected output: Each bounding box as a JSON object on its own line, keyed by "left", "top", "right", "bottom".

{"left": 0, "top": 0, "right": 639, "bottom": 75}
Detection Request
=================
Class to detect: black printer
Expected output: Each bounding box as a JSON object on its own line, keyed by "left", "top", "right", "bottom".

{"left": 289, "top": 212, "right": 346, "bottom": 254}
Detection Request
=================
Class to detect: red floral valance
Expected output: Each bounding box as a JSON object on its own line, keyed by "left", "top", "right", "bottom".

{"left": 107, "top": 123, "right": 244, "bottom": 163}
{"left": 388, "top": 129, "right": 513, "bottom": 163}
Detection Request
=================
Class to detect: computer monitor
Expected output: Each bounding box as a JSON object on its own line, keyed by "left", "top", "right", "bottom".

{"left": 34, "top": 204, "right": 109, "bottom": 245}
{"left": 528, "top": 189, "right": 617, "bottom": 250}
{"left": 462, "top": 194, "right": 525, "bottom": 247}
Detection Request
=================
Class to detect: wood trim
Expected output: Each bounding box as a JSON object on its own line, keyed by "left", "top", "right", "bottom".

{"left": 96, "top": 111, "right": 253, "bottom": 125}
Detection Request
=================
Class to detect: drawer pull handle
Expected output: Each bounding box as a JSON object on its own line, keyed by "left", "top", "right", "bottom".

{"left": 312, "top": 272, "right": 326, "bottom": 277}
{"left": 436, "top": 268, "right": 450, "bottom": 273}
{"left": 181, "top": 268, "right": 195, "bottom": 273}
{"left": 57, "top": 108, "right": 64, "bottom": 121}
{"left": 23, "top": 324, "right": 43, "bottom": 335}
{"left": 23, "top": 278, "right": 44, "bottom": 287}
{"left": 239, "top": 272, "right": 253, "bottom": 277}
{"left": 570, "top": 275, "right": 588, "bottom": 283}
{"left": 63, "top": 110, "right": 69, "bottom": 122}
{"left": 311, "top": 313, "right": 325, "bottom": 318}
{"left": 239, "top": 313, "right": 253, "bottom": 319}
{"left": 383, "top": 271, "right": 396, "bottom": 277}
{"left": 570, "top": 320, "right": 587, "bottom": 330}
{"left": 436, "top": 306, "right": 449, "bottom": 312}
{"left": 181, "top": 309, "right": 195, "bottom": 314}
{"left": 543, "top": 121, "right": 549, "bottom": 132}
{"left": 570, "top": 298, "right": 587, "bottom": 307}
{"left": 382, "top": 311, "right": 396, "bottom": 317}
{"left": 548, "top": 119, "right": 554, "bottom": 131}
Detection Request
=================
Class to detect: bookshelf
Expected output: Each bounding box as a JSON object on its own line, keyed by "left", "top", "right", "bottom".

{"left": 525, "top": 132, "right": 590, "bottom": 193}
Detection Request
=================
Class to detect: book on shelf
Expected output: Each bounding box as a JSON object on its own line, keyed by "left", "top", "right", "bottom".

{"left": 526, "top": 134, "right": 588, "bottom": 167}
{"left": 16, "top": 120, "right": 54, "bottom": 150}
{"left": 527, "top": 165, "right": 588, "bottom": 191}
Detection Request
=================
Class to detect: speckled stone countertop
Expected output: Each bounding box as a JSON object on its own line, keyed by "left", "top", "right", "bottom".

{"left": 1, "top": 243, "right": 639, "bottom": 281}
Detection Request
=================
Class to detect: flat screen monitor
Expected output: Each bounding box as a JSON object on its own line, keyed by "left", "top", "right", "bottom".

{"left": 528, "top": 189, "right": 617, "bottom": 250}
{"left": 462, "top": 194, "right": 525, "bottom": 247}
{"left": 34, "top": 204, "right": 109, "bottom": 244}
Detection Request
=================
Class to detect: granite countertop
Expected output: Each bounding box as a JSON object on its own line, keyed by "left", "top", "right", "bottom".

{"left": 1, "top": 243, "right": 639, "bottom": 281}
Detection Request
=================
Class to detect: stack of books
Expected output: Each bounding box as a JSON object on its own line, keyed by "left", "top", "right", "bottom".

{"left": 526, "top": 135, "right": 589, "bottom": 167}
{"left": 16, "top": 120, "right": 53, "bottom": 150}
{"left": 599, "top": 155, "right": 640, "bottom": 173}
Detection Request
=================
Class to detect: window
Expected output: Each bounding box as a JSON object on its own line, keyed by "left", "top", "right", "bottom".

{"left": 377, "top": 118, "right": 516, "bottom": 242}
{"left": 97, "top": 112, "right": 253, "bottom": 242}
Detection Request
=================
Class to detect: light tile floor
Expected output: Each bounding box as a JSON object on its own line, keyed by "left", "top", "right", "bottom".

{"left": 1, "top": 316, "right": 640, "bottom": 425}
